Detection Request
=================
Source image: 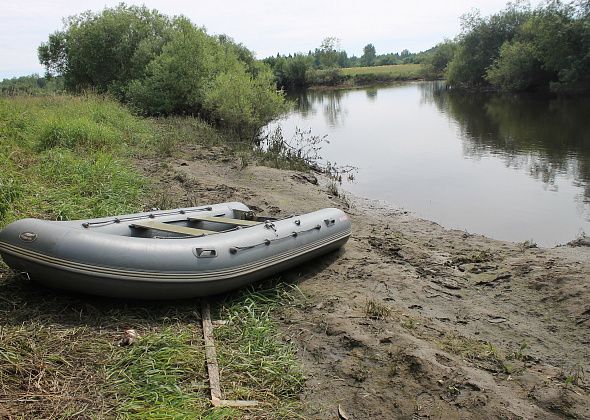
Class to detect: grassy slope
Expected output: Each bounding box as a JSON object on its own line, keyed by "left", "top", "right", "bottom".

{"left": 0, "top": 95, "right": 303, "bottom": 418}
{"left": 307, "top": 64, "right": 426, "bottom": 88}
{"left": 340, "top": 63, "right": 423, "bottom": 78}
{"left": 0, "top": 95, "right": 149, "bottom": 226}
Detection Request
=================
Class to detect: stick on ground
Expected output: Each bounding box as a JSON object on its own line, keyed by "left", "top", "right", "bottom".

{"left": 201, "top": 301, "right": 259, "bottom": 408}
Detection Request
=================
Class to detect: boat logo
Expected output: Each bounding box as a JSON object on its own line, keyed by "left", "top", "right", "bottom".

{"left": 19, "top": 232, "right": 38, "bottom": 243}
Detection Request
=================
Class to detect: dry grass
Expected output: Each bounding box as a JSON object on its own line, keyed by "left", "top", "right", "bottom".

{"left": 436, "top": 334, "right": 518, "bottom": 374}
{"left": 365, "top": 299, "right": 391, "bottom": 320}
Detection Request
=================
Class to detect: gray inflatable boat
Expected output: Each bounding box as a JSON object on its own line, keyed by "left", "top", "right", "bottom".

{"left": 0, "top": 202, "right": 351, "bottom": 299}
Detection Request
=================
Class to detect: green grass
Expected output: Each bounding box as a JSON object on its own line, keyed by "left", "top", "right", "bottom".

{"left": 215, "top": 287, "right": 305, "bottom": 412}
{"left": 0, "top": 95, "right": 152, "bottom": 226}
{"left": 0, "top": 94, "right": 318, "bottom": 221}
{"left": 307, "top": 64, "right": 428, "bottom": 88}
{"left": 0, "top": 273, "right": 304, "bottom": 418}
{"left": 341, "top": 64, "right": 424, "bottom": 79}
{"left": 107, "top": 328, "right": 208, "bottom": 418}
{"left": 0, "top": 94, "right": 306, "bottom": 417}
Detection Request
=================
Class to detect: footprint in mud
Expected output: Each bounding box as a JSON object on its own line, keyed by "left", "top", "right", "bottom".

{"left": 414, "top": 392, "right": 436, "bottom": 418}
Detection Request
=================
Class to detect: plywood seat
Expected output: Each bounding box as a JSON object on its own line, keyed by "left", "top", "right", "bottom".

{"left": 188, "top": 215, "right": 261, "bottom": 227}
{"left": 131, "top": 220, "right": 216, "bottom": 236}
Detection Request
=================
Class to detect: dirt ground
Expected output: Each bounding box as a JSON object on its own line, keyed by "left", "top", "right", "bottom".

{"left": 141, "top": 144, "right": 590, "bottom": 419}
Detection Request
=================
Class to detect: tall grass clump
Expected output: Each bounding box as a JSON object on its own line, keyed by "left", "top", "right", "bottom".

{"left": 37, "top": 118, "right": 119, "bottom": 151}
{"left": 0, "top": 95, "right": 152, "bottom": 226}
{"left": 215, "top": 286, "right": 305, "bottom": 416}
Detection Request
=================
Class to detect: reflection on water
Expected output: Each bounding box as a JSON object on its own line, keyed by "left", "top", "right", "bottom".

{"left": 422, "top": 82, "right": 590, "bottom": 202}
{"left": 365, "top": 88, "right": 378, "bottom": 101}
{"left": 276, "top": 82, "right": 590, "bottom": 246}
{"left": 290, "top": 90, "right": 347, "bottom": 127}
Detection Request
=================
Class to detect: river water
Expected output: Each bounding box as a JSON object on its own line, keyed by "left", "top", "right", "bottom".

{"left": 269, "top": 82, "right": 590, "bottom": 247}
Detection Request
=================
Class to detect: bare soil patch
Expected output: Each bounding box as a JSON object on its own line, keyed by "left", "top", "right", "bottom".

{"left": 147, "top": 145, "right": 590, "bottom": 419}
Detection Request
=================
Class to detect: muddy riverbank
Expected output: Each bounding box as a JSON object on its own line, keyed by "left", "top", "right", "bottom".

{"left": 144, "top": 143, "right": 589, "bottom": 419}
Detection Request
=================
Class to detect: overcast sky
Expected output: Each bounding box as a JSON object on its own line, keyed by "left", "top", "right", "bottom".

{"left": 0, "top": 0, "right": 543, "bottom": 79}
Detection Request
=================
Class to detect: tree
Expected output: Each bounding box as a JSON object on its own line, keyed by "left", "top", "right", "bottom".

{"left": 39, "top": 5, "right": 172, "bottom": 94}
{"left": 316, "top": 37, "right": 341, "bottom": 68}
{"left": 423, "top": 41, "right": 457, "bottom": 76}
{"left": 37, "top": 32, "right": 68, "bottom": 77}
{"left": 38, "top": 5, "right": 286, "bottom": 138}
{"left": 447, "top": 1, "right": 590, "bottom": 92}
{"left": 361, "top": 44, "right": 377, "bottom": 66}
{"left": 447, "top": 3, "right": 533, "bottom": 87}
{"left": 125, "top": 17, "right": 215, "bottom": 115}
{"left": 485, "top": 40, "right": 544, "bottom": 90}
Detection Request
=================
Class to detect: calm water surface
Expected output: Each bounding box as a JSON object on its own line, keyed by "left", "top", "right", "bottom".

{"left": 269, "top": 82, "right": 590, "bottom": 247}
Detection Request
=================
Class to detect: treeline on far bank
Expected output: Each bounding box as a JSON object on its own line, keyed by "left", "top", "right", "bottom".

{"left": 263, "top": 38, "right": 433, "bottom": 89}
{"left": 0, "top": 74, "right": 64, "bottom": 95}
{"left": 264, "top": 1, "right": 590, "bottom": 94}
{"left": 432, "top": 1, "right": 590, "bottom": 93}
{"left": 33, "top": 4, "right": 286, "bottom": 141}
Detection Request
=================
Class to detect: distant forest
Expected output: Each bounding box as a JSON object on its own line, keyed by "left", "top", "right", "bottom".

{"left": 0, "top": 74, "right": 64, "bottom": 95}
{"left": 263, "top": 37, "right": 431, "bottom": 88}
{"left": 264, "top": 1, "right": 590, "bottom": 93}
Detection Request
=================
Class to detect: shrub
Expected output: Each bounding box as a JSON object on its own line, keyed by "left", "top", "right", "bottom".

{"left": 204, "top": 67, "right": 286, "bottom": 140}
{"left": 38, "top": 6, "right": 286, "bottom": 139}
{"left": 486, "top": 41, "right": 545, "bottom": 91}
{"left": 307, "top": 68, "right": 346, "bottom": 86}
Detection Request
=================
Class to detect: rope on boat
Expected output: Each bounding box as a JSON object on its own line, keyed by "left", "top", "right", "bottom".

{"left": 229, "top": 224, "right": 322, "bottom": 254}
{"left": 81, "top": 206, "right": 213, "bottom": 228}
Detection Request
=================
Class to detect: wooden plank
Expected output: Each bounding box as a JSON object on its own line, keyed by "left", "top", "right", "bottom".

{"left": 189, "top": 215, "right": 261, "bottom": 227}
{"left": 201, "top": 302, "right": 258, "bottom": 408}
{"left": 202, "top": 302, "right": 222, "bottom": 403}
{"left": 130, "top": 220, "right": 216, "bottom": 236}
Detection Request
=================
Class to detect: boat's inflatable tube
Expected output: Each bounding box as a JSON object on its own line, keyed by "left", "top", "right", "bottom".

{"left": 0, "top": 202, "right": 351, "bottom": 299}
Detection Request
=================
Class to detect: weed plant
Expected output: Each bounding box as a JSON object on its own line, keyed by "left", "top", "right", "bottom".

{"left": 365, "top": 299, "right": 391, "bottom": 320}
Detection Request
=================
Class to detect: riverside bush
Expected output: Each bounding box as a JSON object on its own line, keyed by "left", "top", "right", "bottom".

{"left": 38, "top": 5, "right": 285, "bottom": 140}
{"left": 204, "top": 68, "right": 287, "bottom": 140}
{"left": 447, "top": 2, "right": 590, "bottom": 92}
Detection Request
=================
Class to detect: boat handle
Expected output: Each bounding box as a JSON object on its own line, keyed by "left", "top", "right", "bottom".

{"left": 193, "top": 248, "right": 217, "bottom": 258}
